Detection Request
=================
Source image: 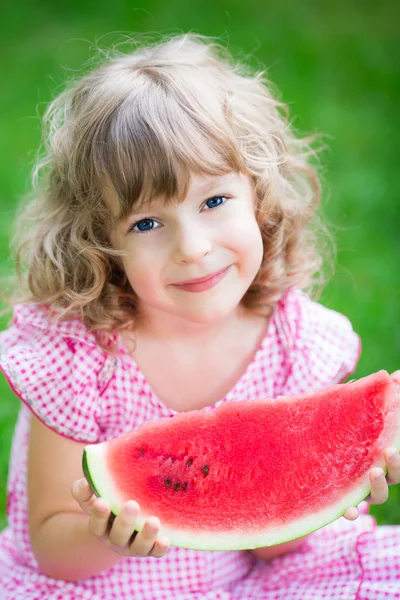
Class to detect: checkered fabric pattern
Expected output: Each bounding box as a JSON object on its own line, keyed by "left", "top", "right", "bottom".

{"left": 0, "top": 289, "right": 399, "bottom": 599}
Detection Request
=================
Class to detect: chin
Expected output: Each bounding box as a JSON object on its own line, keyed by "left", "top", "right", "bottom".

{"left": 181, "top": 302, "right": 239, "bottom": 325}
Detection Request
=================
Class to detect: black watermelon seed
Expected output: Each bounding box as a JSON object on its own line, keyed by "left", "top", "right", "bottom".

{"left": 165, "top": 478, "right": 172, "bottom": 488}
{"left": 202, "top": 465, "right": 209, "bottom": 476}
{"left": 187, "top": 459, "right": 193, "bottom": 468}
{"left": 182, "top": 482, "right": 188, "bottom": 491}
{"left": 174, "top": 482, "right": 181, "bottom": 491}
{"left": 139, "top": 448, "right": 145, "bottom": 456}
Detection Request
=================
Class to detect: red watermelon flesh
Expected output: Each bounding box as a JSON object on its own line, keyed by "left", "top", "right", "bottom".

{"left": 83, "top": 370, "right": 400, "bottom": 550}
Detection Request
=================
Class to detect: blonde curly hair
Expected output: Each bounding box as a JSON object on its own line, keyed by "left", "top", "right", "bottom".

{"left": 2, "top": 33, "right": 333, "bottom": 353}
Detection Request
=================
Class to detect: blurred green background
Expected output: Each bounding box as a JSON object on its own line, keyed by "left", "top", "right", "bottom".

{"left": 0, "top": 0, "right": 398, "bottom": 530}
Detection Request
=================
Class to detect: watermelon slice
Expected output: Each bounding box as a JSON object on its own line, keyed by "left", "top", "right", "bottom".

{"left": 83, "top": 370, "right": 400, "bottom": 550}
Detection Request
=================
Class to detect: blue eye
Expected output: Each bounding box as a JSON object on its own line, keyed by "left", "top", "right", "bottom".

{"left": 128, "top": 218, "right": 157, "bottom": 233}
{"left": 127, "top": 196, "right": 228, "bottom": 234}
{"left": 205, "top": 196, "right": 226, "bottom": 209}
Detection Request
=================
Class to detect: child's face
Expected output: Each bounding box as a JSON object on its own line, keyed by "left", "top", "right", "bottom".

{"left": 106, "top": 172, "right": 263, "bottom": 326}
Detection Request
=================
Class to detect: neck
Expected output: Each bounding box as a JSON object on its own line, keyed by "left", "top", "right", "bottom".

{"left": 132, "top": 304, "right": 249, "bottom": 347}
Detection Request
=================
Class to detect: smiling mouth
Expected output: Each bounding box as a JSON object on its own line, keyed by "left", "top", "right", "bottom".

{"left": 174, "top": 267, "right": 229, "bottom": 286}
{"left": 171, "top": 266, "right": 231, "bottom": 292}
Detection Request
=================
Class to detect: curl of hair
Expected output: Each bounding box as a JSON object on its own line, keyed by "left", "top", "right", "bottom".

{"left": 1, "top": 32, "right": 334, "bottom": 354}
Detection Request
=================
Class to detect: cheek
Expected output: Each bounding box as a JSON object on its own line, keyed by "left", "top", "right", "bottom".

{"left": 245, "top": 228, "right": 264, "bottom": 275}
{"left": 226, "top": 215, "right": 263, "bottom": 267}
{"left": 122, "top": 251, "right": 159, "bottom": 292}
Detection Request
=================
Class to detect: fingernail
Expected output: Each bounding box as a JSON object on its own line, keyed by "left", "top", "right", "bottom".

{"left": 79, "top": 478, "right": 86, "bottom": 489}
{"left": 147, "top": 517, "right": 160, "bottom": 531}
{"left": 125, "top": 502, "right": 139, "bottom": 515}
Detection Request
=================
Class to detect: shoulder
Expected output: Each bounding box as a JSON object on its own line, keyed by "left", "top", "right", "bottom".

{"left": 276, "top": 288, "right": 357, "bottom": 346}
{"left": 274, "top": 289, "right": 361, "bottom": 394}
{"left": 4, "top": 302, "right": 98, "bottom": 345}
{"left": 0, "top": 302, "right": 107, "bottom": 387}
{"left": 0, "top": 303, "right": 117, "bottom": 442}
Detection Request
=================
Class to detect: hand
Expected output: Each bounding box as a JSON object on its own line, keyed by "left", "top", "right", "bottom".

{"left": 71, "top": 478, "right": 170, "bottom": 558}
{"left": 343, "top": 447, "right": 400, "bottom": 521}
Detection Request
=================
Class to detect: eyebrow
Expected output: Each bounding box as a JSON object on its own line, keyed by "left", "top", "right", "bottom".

{"left": 113, "top": 173, "right": 238, "bottom": 226}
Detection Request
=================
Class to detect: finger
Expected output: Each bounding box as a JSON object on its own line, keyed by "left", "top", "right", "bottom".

{"left": 71, "top": 478, "right": 97, "bottom": 515}
{"left": 108, "top": 501, "right": 139, "bottom": 548}
{"left": 369, "top": 468, "right": 389, "bottom": 504}
{"left": 88, "top": 498, "right": 113, "bottom": 539}
{"left": 130, "top": 517, "right": 161, "bottom": 556}
{"left": 149, "top": 535, "right": 170, "bottom": 558}
{"left": 384, "top": 448, "right": 400, "bottom": 485}
{"left": 391, "top": 370, "right": 400, "bottom": 383}
{"left": 71, "top": 478, "right": 92, "bottom": 503}
{"left": 343, "top": 506, "right": 359, "bottom": 520}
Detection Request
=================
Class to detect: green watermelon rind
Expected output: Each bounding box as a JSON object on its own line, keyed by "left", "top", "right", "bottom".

{"left": 82, "top": 442, "right": 395, "bottom": 552}
{"left": 82, "top": 450, "right": 100, "bottom": 503}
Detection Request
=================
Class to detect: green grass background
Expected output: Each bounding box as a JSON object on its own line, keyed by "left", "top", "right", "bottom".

{"left": 0, "top": 1, "right": 399, "bottom": 530}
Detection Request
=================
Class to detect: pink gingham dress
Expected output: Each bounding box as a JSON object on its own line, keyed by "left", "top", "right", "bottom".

{"left": 1, "top": 288, "right": 400, "bottom": 600}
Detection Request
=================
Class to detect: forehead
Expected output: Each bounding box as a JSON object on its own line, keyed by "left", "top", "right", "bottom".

{"left": 104, "top": 172, "right": 242, "bottom": 223}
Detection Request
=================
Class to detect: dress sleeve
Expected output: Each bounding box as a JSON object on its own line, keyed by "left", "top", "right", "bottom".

{"left": 279, "top": 289, "right": 361, "bottom": 396}
{"left": 0, "top": 304, "right": 109, "bottom": 443}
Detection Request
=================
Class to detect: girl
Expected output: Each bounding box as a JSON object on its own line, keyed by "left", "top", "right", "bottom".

{"left": 0, "top": 33, "right": 399, "bottom": 600}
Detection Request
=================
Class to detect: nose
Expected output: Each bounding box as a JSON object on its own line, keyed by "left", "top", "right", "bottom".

{"left": 172, "top": 221, "right": 212, "bottom": 263}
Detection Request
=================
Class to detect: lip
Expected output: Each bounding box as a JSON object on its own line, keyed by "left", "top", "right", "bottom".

{"left": 172, "top": 266, "right": 231, "bottom": 292}
{"left": 175, "top": 268, "right": 229, "bottom": 285}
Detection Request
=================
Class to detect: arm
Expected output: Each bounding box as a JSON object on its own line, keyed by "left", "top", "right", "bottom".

{"left": 30, "top": 511, "right": 124, "bottom": 581}
{"left": 28, "top": 414, "right": 125, "bottom": 580}
{"left": 28, "top": 415, "right": 169, "bottom": 582}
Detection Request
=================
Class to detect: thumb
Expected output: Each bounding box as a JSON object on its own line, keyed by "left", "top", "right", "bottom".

{"left": 71, "top": 478, "right": 98, "bottom": 515}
